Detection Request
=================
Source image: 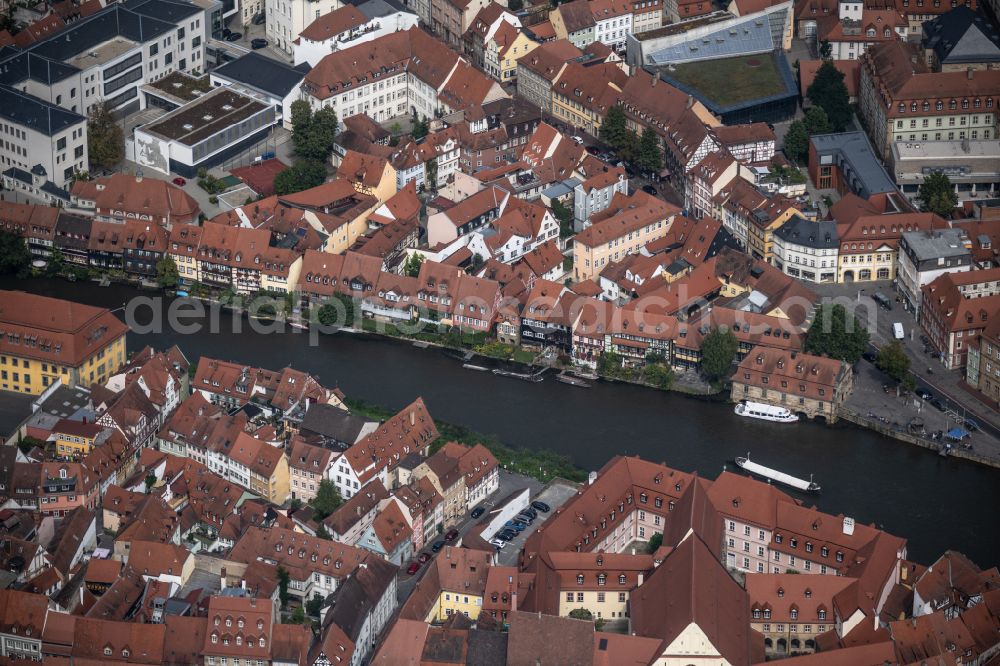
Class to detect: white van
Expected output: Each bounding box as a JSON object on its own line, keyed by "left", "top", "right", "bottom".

{"left": 893, "top": 322, "right": 905, "bottom": 340}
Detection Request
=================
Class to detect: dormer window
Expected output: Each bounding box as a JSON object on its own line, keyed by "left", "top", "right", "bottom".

{"left": 619, "top": 574, "right": 627, "bottom": 584}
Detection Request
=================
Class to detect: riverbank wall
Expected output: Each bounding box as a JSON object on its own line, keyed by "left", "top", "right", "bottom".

{"left": 838, "top": 409, "right": 1000, "bottom": 469}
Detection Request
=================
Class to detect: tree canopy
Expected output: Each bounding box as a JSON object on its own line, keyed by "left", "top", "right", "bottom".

{"left": 289, "top": 100, "right": 338, "bottom": 162}
{"left": 274, "top": 160, "right": 327, "bottom": 195}
{"left": 551, "top": 199, "right": 575, "bottom": 238}
{"left": 804, "top": 303, "right": 870, "bottom": 363}
{"left": 0, "top": 231, "right": 30, "bottom": 276}
{"left": 803, "top": 107, "right": 832, "bottom": 135}
{"left": 311, "top": 479, "right": 342, "bottom": 520}
{"left": 700, "top": 327, "right": 739, "bottom": 382}
{"left": 156, "top": 255, "right": 179, "bottom": 288}
{"left": 876, "top": 340, "right": 912, "bottom": 386}
{"left": 403, "top": 253, "right": 425, "bottom": 277}
{"left": 636, "top": 126, "right": 663, "bottom": 174}
{"left": 87, "top": 101, "right": 124, "bottom": 169}
{"left": 783, "top": 120, "right": 810, "bottom": 163}
{"left": 918, "top": 173, "right": 958, "bottom": 218}
{"left": 806, "top": 61, "right": 852, "bottom": 132}
{"left": 599, "top": 104, "right": 629, "bottom": 151}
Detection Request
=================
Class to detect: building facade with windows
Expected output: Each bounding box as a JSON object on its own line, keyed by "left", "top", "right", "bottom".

{"left": 0, "top": 291, "right": 128, "bottom": 395}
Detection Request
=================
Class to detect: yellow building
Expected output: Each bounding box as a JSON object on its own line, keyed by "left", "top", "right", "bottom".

{"left": 336, "top": 150, "right": 398, "bottom": 204}
{"left": 261, "top": 255, "right": 304, "bottom": 294}
{"left": 230, "top": 432, "right": 291, "bottom": 504}
{"left": 551, "top": 61, "right": 623, "bottom": 136}
{"left": 52, "top": 419, "right": 106, "bottom": 457}
{"left": 0, "top": 291, "right": 128, "bottom": 394}
{"left": 487, "top": 25, "right": 540, "bottom": 83}
{"left": 422, "top": 547, "right": 490, "bottom": 623}
{"left": 572, "top": 192, "right": 679, "bottom": 281}
{"left": 746, "top": 205, "right": 801, "bottom": 265}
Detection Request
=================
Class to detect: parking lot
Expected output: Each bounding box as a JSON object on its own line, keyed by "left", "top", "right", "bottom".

{"left": 493, "top": 480, "right": 579, "bottom": 566}
{"left": 396, "top": 472, "right": 579, "bottom": 601}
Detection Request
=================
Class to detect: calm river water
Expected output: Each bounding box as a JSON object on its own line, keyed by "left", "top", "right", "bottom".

{"left": 4, "top": 277, "right": 999, "bottom": 565}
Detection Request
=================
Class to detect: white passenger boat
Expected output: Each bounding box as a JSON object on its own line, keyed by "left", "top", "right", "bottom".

{"left": 735, "top": 453, "right": 821, "bottom": 492}
{"left": 734, "top": 400, "right": 799, "bottom": 423}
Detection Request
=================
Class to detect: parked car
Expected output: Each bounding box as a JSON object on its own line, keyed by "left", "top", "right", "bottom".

{"left": 407, "top": 562, "right": 420, "bottom": 575}
{"left": 964, "top": 418, "right": 980, "bottom": 432}
{"left": 172, "top": 177, "right": 186, "bottom": 186}
{"left": 444, "top": 529, "right": 459, "bottom": 542}
{"left": 872, "top": 292, "right": 893, "bottom": 310}
{"left": 522, "top": 507, "right": 538, "bottom": 518}
{"left": 251, "top": 38, "right": 268, "bottom": 49}
{"left": 252, "top": 12, "right": 265, "bottom": 24}
{"left": 930, "top": 398, "right": 947, "bottom": 412}
{"left": 571, "top": 135, "right": 584, "bottom": 145}
{"left": 586, "top": 145, "right": 601, "bottom": 155}
{"left": 431, "top": 540, "right": 445, "bottom": 552}
{"left": 470, "top": 506, "right": 484, "bottom": 519}
{"left": 489, "top": 538, "right": 506, "bottom": 548}
{"left": 531, "top": 500, "right": 550, "bottom": 513}
{"left": 497, "top": 531, "right": 515, "bottom": 541}
{"left": 418, "top": 552, "right": 431, "bottom": 564}
{"left": 222, "top": 27, "right": 232, "bottom": 37}
{"left": 225, "top": 31, "right": 242, "bottom": 41}
{"left": 915, "top": 387, "right": 933, "bottom": 400}
{"left": 505, "top": 521, "right": 525, "bottom": 532}
{"left": 641, "top": 184, "right": 658, "bottom": 196}
{"left": 512, "top": 516, "right": 531, "bottom": 526}
{"left": 862, "top": 351, "right": 877, "bottom": 363}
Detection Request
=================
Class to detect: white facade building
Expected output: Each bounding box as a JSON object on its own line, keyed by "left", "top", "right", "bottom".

{"left": 771, "top": 216, "right": 840, "bottom": 284}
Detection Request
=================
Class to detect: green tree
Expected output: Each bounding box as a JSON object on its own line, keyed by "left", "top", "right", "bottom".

{"left": 805, "top": 303, "right": 870, "bottom": 363}
{"left": 288, "top": 605, "right": 306, "bottom": 624}
{"left": 155, "top": 255, "right": 179, "bottom": 289}
{"left": 636, "top": 126, "right": 663, "bottom": 174}
{"left": 819, "top": 39, "right": 833, "bottom": 59}
{"left": 289, "top": 498, "right": 303, "bottom": 512}
{"left": 876, "top": 340, "right": 912, "bottom": 384}
{"left": 305, "top": 595, "right": 324, "bottom": 617}
{"left": 412, "top": 115, "right": 430, "bottom": 140}
{"left": 551, "top": 199, "right": 575, "bottom": 238}
{"left": 783, "top": 120, "right": 810, "bottom": 163}
{"left": 568, "top": 608, "right": 594, "bottom": 621}
{"left": 317, "top": 303, "right": 340, "bottom": 326}
{"left": 144, "top": 474, "right": 157, "bottom": 491}
{"left": 274, "top": 160, "right": 327, "bottom": 195}
{"left": 277, "top": 566, "right": 290, "bottom": 608}
{"left": 426, "top": 158, "right": 439, "bottom": 190}
{"left": 647, "top": 532, "right": 663, "bottom": 553}
{"left": 620, "top": 128, "right": 639, "bottom": 162}
{"left": 644, "top": 364, "right": 674, "bottom": 390}
{"left": 918, "top": 172, "right": 958, "bottom": 218}
{"left": 403, "top": 253, "right": 425, "bottom": 277}
{"left": 315, "top": 523, "right": 332, "bottom": 540}
{"left": 310, "top": 479, "right": 342, "bottom": 520}
{"left": 700, "top": 327, "right": 739, "bottom": 382}
{"left": 87, "top": 101, "right": 124, "bottom": 168}
{"left": 290, "top": 101, "right": 338, "bottom": 162}
{"left": 803, "top": 107, "right": 832, "bottom": 135}
{"left": 46, "top": 248, "right": 66, "bottom": 276}
{"left": 0, "top": 231, "right": 30, "bottom": 276}
{"left": 596, "top": 351, "right": 624, "bottom": 377}
{"left": 599, "top": 104, "right": 629, "bottom": 151}
{"left": 807, "top": 60, "right": 852, "bottom": 132}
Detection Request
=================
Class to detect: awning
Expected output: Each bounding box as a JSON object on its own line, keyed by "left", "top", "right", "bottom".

{"left": 946, "top": 427, "right": 970, "bottom": 441}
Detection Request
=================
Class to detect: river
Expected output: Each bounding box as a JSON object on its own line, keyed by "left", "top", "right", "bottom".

{"left": 4, "top": 277, "right": 999, "bottom": 566}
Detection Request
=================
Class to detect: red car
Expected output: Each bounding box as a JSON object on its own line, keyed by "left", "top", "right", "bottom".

{"left": 406, "top": 562, "right": 420, "bottom": 575}
{"left": 418, "top": 553, "right": 431, "bottom": 564}
{"left": 172, "top": 177, "right": 186, "bottom": 186}
{"left": 444, "top": 529, "right": 460, "bottom": 542}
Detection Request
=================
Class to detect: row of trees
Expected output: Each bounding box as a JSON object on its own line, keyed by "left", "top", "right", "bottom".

{"left": 599, "top": 105, "right": 663, "bottom": 174}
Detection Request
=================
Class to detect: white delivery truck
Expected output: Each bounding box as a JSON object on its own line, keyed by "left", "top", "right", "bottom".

{"left": 893, "top": 322, "right": 905, "bottom": 340}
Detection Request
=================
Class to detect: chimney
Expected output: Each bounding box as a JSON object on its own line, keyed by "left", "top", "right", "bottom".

{"left": 588, "top": 471, "right": 598, "bottom": 485}
{"left": 220, "top": 567, "right": 227, "bottom": 589}
{"left": 136, "top": 173, "right": 143, "bottom": 183}
{"left": 409, "top": 410, "right": 415, "bottom": 426}
{"left": 967, "top": 67, "right": 974, "bottom": 80}
{"left": 686, "top": 95, "right": 694, "bottom": 109}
